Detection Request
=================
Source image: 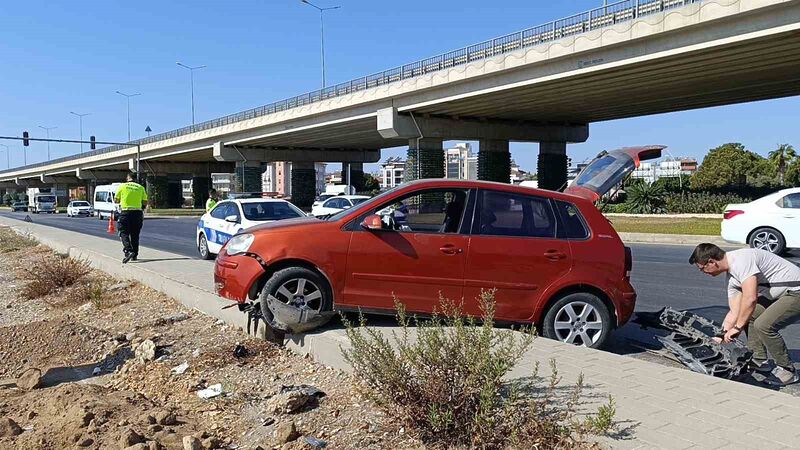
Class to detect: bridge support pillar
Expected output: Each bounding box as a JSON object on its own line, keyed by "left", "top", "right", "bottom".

{"left": 234, "top": 161, "right": 262, "bottom": 193}
{"left": 341, "top": 162, "right": 364, "bottom": 193}
{"left": 290, "top": 162, "right": 316, "bottom": 209}
{"left": 538, "top": 142, "right": 568, "bottom": 191}
{"left": 404, "top": 138, "right": 444, "bottom": 183}
{"left": 478, "top": 139, "right": 511, "bottom": 183}
{"left": 192, "top": 176, "right": 212, "bottom": 209}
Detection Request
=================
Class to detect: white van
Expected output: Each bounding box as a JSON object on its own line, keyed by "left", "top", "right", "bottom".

{"left": 93, "top": 183, "right": 122, "bottom": 219}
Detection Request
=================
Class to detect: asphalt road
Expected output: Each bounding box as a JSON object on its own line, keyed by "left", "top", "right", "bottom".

{"left": 3, "top": 210, "right": 800, "bottom": 363}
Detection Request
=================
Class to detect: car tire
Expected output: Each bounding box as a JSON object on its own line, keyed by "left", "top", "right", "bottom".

{"left": 542, "top": 292, "right": 612, "bottom": 349}
{"left": 748, "top": 227, "right": 786, "bottom": 255}
{"left": 260, "top": 267, "right": 333, "bottom": 333}
{"left": 197, "top": 233, "right": 214, "bottom": 260}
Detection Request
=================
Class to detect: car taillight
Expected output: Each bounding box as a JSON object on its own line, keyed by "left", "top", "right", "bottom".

{"left": 624, "top": 246, "right": 632, "bottom": 279}
{"left": 723, "top": 210, "right": 744, "bottom": 220}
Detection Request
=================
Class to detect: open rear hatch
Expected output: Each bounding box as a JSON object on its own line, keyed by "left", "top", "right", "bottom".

{"left": 564, "top": 145, "right": 665, "bottom": 202}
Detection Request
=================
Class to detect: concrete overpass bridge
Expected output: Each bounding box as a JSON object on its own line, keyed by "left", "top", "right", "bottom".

{"left": 1, "top": 0, "right": 799, "bottom": 206}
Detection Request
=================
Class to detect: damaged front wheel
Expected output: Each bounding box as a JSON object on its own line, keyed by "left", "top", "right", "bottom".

{"left": 260, "top": 267, "right": 334, "bottom": 334}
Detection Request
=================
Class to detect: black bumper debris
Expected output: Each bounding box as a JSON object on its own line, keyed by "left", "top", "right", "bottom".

{"left": 634, "top": 307, "right": 752, "bottom": 379}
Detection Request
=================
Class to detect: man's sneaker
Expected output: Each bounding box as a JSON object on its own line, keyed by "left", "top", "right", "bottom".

{"left": 122, "top": 253, "right": 133, "bottom": 264}
{"left": 749, "top": 359, "right": 775, "bottom": 374}
{"left": 764, "top": 366, "right": 800, "bottom": 387}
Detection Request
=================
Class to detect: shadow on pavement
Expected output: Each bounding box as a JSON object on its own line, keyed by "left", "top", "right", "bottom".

{"left": 133, "top": 257, "right": 193, "bottom": 263}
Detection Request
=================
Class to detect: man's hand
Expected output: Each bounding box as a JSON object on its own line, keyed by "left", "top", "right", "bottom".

{"left": 723, "top": 327, "right": 742, "bottom": 343}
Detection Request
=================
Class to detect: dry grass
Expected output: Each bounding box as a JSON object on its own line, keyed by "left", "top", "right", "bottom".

{"left": 21, "top": 254, "right": 92, "bottom": 299}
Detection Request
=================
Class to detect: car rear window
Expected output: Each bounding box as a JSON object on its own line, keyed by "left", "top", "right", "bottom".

{"left": 242, "top": 202, "right": 303, "bottom": 221}
{"left": 554, "top": 200, "right": 589, "bottom": 239}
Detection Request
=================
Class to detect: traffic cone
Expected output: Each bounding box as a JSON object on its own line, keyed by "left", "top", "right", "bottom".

{"left": 107, "top": 214, "right": 116, "bottom": 234}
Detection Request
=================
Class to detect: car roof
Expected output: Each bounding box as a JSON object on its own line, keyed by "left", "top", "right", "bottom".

{"left": 333, "top": 195, "right": 370, "bottom": 200}
{"left": 222, "top": 198, "right": 292, "bottom": 204}
{"left": 395, "top": 179, "right": 589, "bottom": 203}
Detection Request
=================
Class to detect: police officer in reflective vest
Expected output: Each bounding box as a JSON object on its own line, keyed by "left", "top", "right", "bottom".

{"left": 114, "top": 173, "right": 148, "bottom": 263}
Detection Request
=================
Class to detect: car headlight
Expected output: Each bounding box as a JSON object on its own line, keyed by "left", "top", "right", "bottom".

{"left": 225, "top": 233, "right": 255, "bottom": 256}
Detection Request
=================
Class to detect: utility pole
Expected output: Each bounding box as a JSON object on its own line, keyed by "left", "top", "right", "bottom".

{"left": 37, "top": 125, "right": 57, "bottom": 160}
{"left": 116, "top": 91, "right": 141, "bottom": 142}
{"left": 300, "top": 0, "right": 340, "bottom": 88}
{"left": 70, "top": 112, "right": 90, "bottom": 153}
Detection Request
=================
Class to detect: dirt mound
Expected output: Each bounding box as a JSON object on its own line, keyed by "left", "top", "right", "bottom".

{"left": 0, "top": 318, "right": 110, "bottom": 379}
{"left": 0, "top": 383, "right": 216, "bottom": 450}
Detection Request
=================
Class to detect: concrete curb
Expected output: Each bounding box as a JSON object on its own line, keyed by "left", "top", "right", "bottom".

{"left": 617, "top": 232, "right": 738, "bottom": 247}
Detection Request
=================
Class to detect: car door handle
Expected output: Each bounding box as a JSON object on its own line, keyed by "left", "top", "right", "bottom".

{"left": 439, "top": 244, "right": 463, "bottom": 255}
{"left": 544, "top": 250, "right": 567, "bottom": 260}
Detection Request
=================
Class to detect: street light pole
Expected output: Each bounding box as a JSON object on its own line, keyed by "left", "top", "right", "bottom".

{"left": 37, "top": 125, "right": 57, "bottom": 160}
{"left": 70, "top": 112, "right": 90, "bottom": 153}
{"left": 176, "top": 62, "right": 206, "bottom": 125}
{"left": 300, "top": 0, "right": 340, "bottom": 88}
{"left": 115, "top": 91, "right": 141, "bottom": 142}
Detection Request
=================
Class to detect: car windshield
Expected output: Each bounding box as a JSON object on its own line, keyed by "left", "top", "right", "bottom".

{"left": 72, "top": 201, "right": 90, "bottom": 207}
{"left": 241, "top": 201, "right": 304, "bottom": 221}
{"left": 324, "top": 186, "right": 402, "bottom": 220}
{"left": 38, "top": 196, "right": 56, "bottom": 203}
{"left": 351, "top": 198, "right": 369, "bottom": 205}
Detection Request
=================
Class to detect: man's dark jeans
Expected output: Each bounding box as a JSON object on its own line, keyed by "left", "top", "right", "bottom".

{"left": 117, "top": 210, "right": 143, "bottom": 257}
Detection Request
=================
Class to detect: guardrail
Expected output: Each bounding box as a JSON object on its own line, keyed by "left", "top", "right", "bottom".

{"left": 2, "top": 0, "right": 702, "bottom": 175}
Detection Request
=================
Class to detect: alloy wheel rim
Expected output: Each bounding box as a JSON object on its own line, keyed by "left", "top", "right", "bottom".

{"left": 553, "top": 301, "right": 603, "bottom": 346}
{"left": 199, "top": 236, "right": 208, "bottom": 256}
{"left": 753, "top": 231, "right": 779, "bottom": 253}
{"left": 274, "top": 278, "right": 323, "bottom": 312}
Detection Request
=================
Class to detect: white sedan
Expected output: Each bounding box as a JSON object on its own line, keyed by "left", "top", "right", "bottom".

{"left": 721, "top": 188, "right": 800, "bottom": 254}
{"left": 66, "top": 200, "right": 94, "bottom": 217}
{"left": 196, "top": 198, "right": 307, "bottom": 259}
{"left": 311, "top": 195, "right": 370, "bottom": 217}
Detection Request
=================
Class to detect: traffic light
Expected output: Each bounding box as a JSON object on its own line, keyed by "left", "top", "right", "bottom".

{"left": 90, "top": 136, "right": 96, "bottom": 150}
{"left": 22, "top": 131, "right": 29, "bottom": 147}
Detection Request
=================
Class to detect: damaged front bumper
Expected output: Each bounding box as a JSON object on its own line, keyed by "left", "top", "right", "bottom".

{"left": 634, "top": 307, "right": 752, "bottom": 379}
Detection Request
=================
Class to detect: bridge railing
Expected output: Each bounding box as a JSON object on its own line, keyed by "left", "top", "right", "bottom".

{"left": 2, "top": 0, "right": 703, "bottom": 175}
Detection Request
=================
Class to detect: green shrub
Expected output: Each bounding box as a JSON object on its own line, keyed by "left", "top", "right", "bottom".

{"left": 342, "top": 291, "right": 616, "bottom": 449}
{"left": 664, "top": 192, "right": 747, "bottom": 214}
{"left": 625, "top": 182, "right": 666, "bottom": 214}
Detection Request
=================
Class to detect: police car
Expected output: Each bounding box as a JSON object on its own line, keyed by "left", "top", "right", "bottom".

{"left": 196, "top": 196, "right": 307, "bottom": 259}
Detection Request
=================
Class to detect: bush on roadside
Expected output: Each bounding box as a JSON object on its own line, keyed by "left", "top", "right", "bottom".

{"left": 664, "top": 192, "right": 747, "bottom": 214}
{"left": 77, "top": 279, "right": 109, "bottom": 309}
{"left": 21, "top": 254, "right": 92, "bottom": 299}
{"left": 342, "top": 290, "right": 616, "bottom": 449}
{"left": 0, "top": 228, "right": 37, "bottom": 253}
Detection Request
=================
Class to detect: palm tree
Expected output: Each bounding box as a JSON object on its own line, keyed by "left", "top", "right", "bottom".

{"left": 625, "top": 182, "right": 666, "bottom": 214}
{"left": 769, "top": 144, "right": 797, "bottom": 185}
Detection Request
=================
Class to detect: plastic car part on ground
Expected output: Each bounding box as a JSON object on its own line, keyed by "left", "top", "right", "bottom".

{"left": 634, "top": 307, "right": 753, "bottom": 379}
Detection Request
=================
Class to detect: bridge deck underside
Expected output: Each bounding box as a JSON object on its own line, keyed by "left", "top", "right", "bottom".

{"left": 410, "top": 30, "right": 800, "bottom": 123}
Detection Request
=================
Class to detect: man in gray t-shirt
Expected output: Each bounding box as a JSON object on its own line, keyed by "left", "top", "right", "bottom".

{"left": 690, "top": 243, "right": 800, "bottom": 386}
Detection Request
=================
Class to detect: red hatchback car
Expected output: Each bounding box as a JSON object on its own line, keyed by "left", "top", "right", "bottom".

{"left": 214, "top": 146, "right": 663, "bottom": 348}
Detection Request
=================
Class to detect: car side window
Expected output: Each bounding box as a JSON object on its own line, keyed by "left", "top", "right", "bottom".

{"left": 323, "top": 198, "right": 340, "bottom": 209}
{"left": 210, "top": 202, "right": 229, "bottom": 219}
{"left": 371, "top": 188, "right": 469, "bottom": 234}
{"left": 554, "top": 200, "right": 589, "bottom": 239}
{"left": 229, "top": 203, "right": 241, "bottom": 221}
{"left": 781, "top": 193, "right": 800, "bottom": 208}
{"left": 477, "top": 190, "right": 556, "bottom": 238}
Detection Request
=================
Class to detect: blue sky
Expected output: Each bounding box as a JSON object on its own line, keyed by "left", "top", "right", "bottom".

{"left": 1, "top": 0, "right": 797, "bottom": 173}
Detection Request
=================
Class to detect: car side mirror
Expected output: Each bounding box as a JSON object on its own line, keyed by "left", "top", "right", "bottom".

{"left": 225, "top": 215, "right": 239, "bottom": 224}
{"left": 343, "top": 205, "right": 352, "bottom": 210}
{"left": 361, "top": 214, "right": 383, "bottom": 230}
